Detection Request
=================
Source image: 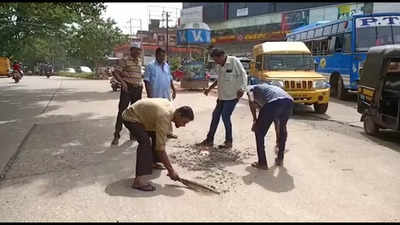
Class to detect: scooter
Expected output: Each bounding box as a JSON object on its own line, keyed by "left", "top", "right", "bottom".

{"left": 110, "top": 76, "right": 121, "bottom": 92}
{"left": 12, "top": 70, "right": 22, "bottom": 83}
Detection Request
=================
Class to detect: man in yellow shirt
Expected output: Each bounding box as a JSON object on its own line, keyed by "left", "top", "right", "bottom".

{"left": 122, "top": 98, "right": 194, "bottom": 191}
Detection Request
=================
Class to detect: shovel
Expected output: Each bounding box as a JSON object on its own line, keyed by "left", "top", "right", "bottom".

{"left": 177, "top": 177, "right": 220, "bottom": 195}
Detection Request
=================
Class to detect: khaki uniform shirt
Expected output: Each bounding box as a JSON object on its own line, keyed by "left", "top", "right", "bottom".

{"left": 115, "top": 56, "right": 143, "bottom": 86}
{"left": 216, "top": 56, "right": 248, "bottom": 100}
{"left": 122, "top": 98, "right": 174, "bottom": 152}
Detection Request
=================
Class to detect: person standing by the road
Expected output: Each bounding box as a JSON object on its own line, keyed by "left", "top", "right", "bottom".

{"left": 247, "top": 83, "right": 294, "bottom": 169}
{"left": 143, "top": 47, "right": 178, "bottom": 139}
{"left": 196, "top": 48, "right": 248, "bottom": 149}
{"left": 121, "top": 98, "right": 194, "bottom": 191}
{"left": 111, "top": 42, "right": 144, "bottom": 146}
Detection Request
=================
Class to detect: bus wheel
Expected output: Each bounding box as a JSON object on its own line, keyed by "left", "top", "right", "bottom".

{"left": 314, "top": 103, "right": 328, "bottom": 114}
{"left": 364, "top": 113, "right": 379, "bottom": 135}
{"left": 336, "top": 77, "right": 346, "bottom": 100}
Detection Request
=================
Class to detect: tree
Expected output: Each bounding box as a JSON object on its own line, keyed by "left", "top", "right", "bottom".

{"left": 0, "top": 3, "right": 127, "bottom": 72}
{"left": 68, "top": 17, "right": 128, "bottom": 69}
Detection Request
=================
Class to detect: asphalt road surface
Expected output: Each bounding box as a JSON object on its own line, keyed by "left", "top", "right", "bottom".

{"left": 0, "top": 76, "right": 399, "bottom": 222}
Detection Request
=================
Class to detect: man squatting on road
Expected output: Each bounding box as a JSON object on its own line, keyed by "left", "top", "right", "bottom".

{"left": 121, "top": 98, "right": 194, "bottom": 191}
{"left": 247, "top": 83, "right": 294, "bottom": 169}
{"left": 196, "top": 48, "right": 248, "bottom": 149}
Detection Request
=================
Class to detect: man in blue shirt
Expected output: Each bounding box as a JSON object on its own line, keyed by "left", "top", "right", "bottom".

{"left": 144, "top": 47, "right": 177, "bottom": 139}
{"left": 247, "top": 83, "right": 294, "bottom": 169}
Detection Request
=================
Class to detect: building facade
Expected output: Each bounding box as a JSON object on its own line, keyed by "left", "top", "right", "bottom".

{"left": 182, "top": 2, "right": 375, "bottom": 57}
{"left": 114, "top": 20, "right": 202, "bottom": 62}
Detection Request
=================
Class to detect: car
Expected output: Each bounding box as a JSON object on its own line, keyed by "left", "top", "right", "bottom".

{"left": 60, "top": 68, "right": 76, "bottom": 73}
{"left": 78, "top": 66, "right": 92, "bottom": 73}
{"left": 250, "top": 41, "right": 330, "bottom": 114}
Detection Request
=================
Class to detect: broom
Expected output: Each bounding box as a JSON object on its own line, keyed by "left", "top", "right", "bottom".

{"left": 175, "top": 177, "right": 220, "bottom": 194}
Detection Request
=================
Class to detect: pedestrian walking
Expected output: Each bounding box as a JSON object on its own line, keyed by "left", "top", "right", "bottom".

{"left": 196, "top": 48, "right": 248, "bottom": 149}
{"left": 111, "top": 42, "right": 144, "bottom": 146}
{"left": 121, "top": 98, "right": 194, "bottom": 191}
{"left": 143, "top": 47, "right": 178, "bottom": 139}
{"left": 247, "top": 83, "right": 294, "bottom": 169}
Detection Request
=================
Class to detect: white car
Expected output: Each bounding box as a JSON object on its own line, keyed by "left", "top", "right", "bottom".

{"left": 60, "top": 68, "right": 76, "bottom": 73}
{"left": 79, "top": 66, "right": 92, "bottom": 73}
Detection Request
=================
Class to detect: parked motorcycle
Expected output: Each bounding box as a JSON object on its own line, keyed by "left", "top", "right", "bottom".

{"left": 110, "top": 76, "right": 121, "bottom": 92}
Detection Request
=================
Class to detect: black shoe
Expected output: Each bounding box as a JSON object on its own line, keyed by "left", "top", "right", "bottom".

{"left": 275, "top": 158, "right": 284, "bottom": 167}
{"left": 218, "top": 141, "right": 232, "bottom": 149}
{"left": 195, "top": 139, "right": 213, "bottom": 147}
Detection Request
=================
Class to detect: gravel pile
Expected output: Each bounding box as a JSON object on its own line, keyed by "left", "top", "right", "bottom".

{"left": 169, "top": 141, "right": 255, "bottom": 194}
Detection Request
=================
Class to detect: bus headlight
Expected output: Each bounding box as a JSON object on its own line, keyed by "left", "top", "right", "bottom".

{"left": 264, "top": 80, "right": 284, "bottom": 88}
{"left": 313, "top": 80, "right": 330, "bottom": 89}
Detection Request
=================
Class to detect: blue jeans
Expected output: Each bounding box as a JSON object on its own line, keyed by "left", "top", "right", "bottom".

{"left": 206, "top": 99, "right": 239, "bottom": 143}
{"left": 255, "top": 98, "right": 293, "bottom": 165}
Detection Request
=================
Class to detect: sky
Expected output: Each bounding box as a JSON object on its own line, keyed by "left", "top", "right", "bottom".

{"left": 102, "top": 3, "right": 183, "bottom": 35}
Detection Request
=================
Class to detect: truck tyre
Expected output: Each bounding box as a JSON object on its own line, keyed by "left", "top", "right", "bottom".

{"left": 314, "top": 103, "right": 328, "bottom": 114}
{"left": 336, "top": 76, "right": 346, "bottom": 100}
{"left": 364, "top": 113, "right": 379, "bottom": 135}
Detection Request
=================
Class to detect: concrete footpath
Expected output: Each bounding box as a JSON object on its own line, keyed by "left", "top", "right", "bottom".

{"left": 0, "top": 76, "right": 399, "bottom": 222}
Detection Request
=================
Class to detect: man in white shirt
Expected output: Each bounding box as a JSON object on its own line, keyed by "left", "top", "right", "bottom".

{"left": 196, "top": 48, "right": 247, "bottom": 149}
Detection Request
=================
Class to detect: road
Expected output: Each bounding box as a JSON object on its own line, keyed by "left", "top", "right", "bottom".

{"left": 0, "top": 76, "right": 399, "bottom": 222}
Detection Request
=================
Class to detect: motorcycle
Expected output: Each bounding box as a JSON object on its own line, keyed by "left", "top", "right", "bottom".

{"left": 12, "top": 70, "right": 22, "bottom": 83}
{"left": 110, "top": 76, "right": 121, "bottom": 92}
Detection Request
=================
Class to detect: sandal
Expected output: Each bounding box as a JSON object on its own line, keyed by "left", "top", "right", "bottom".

{"left": 251, "top": 162, "right": 268, "bottom": 170}
{"left": 132, "top": 183, "right": 156, "bottom": 192}
{"left": 167, "top": 133, "right": 178, "bottom": 139}
{"left": 152, "top": 163, "right": 166, "bottom": 170}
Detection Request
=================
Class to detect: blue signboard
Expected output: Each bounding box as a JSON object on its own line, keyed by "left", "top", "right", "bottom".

{"left": 176, "top": 29, "right": 211, "bottom": 45}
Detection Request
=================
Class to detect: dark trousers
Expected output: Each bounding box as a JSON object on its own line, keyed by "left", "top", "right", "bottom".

{"left": 114, "top": 84, "right": 143, "bottom": 138}
{"left": 255, "top": 98, "right": 293, "bottom": 165}
{"left": 122, "top": 120, "right": 161, "bottom": 177}
{"left": 206, "top": 98, "right": 239, "bottom": 143}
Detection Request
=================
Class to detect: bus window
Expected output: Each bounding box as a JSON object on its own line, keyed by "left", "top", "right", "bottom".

{"left": 305, "top": 41, "right": 312, "bottom": 51}
{"left": 343, "top": 33, "right": 351, "bottom": 52}
{"left": 335, "top": 34, "right": 344, "bottom": 52}
{"left": 256, "top": 55, "right": 263, "bottom": 71}
{"left": 321, "top": 39, "right": 329, "bottom": 55}
{"left": 393, "top": 26, "right": 400, "bottom": 44}
{"left": 328, "top": 36, "right": 336, "bottom": 54}
{"left": 376, "top": 26, "right": 393, "bottom": 46}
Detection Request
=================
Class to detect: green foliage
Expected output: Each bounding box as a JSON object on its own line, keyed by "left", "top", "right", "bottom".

{"left": 169, "top": 56, "right": 181, "bottom": 72}
{"left": 0, "top": 3, "right": 127, "bottom": 71}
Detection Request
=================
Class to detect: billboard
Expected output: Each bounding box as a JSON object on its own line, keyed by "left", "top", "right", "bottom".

{"left": 180, "top": 6, "right": 203, "bottom": 25}
{"left": 177, "top": 29, "right": 211, "bottom": 45}
{"left": 281, "top": 9, "right": 310, "bottom": 33}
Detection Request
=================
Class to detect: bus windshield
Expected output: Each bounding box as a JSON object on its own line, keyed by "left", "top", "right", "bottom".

{"left": 356, "top": 15, "right": 400, "bottom": 51}
{"left": 264, "top": 54, "right": 314, "bottom": 71}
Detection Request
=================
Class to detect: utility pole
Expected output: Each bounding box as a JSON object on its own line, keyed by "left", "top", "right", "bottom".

{"left": 166, "top": 11, "right": 169, "bottom": 60}
{"left": 129, "top": 18, "right": 132, "bottom": 36}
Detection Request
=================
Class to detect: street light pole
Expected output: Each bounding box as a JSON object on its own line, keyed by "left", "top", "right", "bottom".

{"left": 166, "top": 11, "right": 169, "bottom": 61}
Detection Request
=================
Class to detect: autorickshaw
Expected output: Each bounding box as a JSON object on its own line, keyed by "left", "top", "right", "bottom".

{"left": 357, "top": 45, "right": 400, "bottom": 135}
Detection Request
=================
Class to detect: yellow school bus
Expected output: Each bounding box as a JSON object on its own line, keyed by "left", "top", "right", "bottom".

{"left": 0, "top": 57, "right": 11, "bottom": 77}
{"left": 249, "top": 41, "right": 330, "bottom": 114}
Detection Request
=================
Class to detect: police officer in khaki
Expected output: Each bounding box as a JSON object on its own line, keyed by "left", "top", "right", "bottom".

{"left": 111, "top": 42, "right": 144, "bottom": 145}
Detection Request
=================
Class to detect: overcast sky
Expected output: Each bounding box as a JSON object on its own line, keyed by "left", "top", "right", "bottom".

{"left": 102, "top": 2, "right": 183, "bottom": 35}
